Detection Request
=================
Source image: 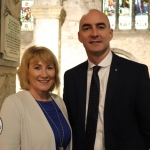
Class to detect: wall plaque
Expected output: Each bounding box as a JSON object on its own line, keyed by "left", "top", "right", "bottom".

{"left": 1, "top": 0, "right": 21, "bottom": 62}
{"left": 3, "top": 15, "right": 20, "bottom": 61}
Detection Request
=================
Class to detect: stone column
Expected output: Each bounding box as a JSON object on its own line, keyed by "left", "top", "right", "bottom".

{"left": 31, "top": 5, "right": 66, "bottom": 94}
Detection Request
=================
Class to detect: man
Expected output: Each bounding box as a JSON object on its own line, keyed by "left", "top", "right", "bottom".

{"left": 63, "top": 9, "right": 150, "bottom": 150}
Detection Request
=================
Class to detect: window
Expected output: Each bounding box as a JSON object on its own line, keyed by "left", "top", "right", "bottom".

{"left": 103, "top": 0, "right": 149, "bottom": 30}
{"left": 20, "top": 0, "right": 34, "bottom": 31}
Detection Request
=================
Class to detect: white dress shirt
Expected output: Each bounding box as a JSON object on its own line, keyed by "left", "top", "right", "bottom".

{"left": 85, "top": 51, "right": 112, "bottom": 150}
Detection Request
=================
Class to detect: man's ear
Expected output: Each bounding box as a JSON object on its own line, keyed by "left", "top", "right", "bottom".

{"left": 109, "top": 29, "right": 113, "bottom": 41}
{"left": 78, "top": 32, "right": 83, "bottom": 43}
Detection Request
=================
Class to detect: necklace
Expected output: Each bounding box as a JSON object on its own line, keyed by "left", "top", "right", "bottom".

{"left": 36, "top": 99, "right": 64, "bottom": 150}
{"left": 30, "top": 91, "right": 51, "bottom": 102}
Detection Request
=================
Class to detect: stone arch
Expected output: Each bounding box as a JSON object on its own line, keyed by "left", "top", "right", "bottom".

{"left": 111, "top": 48, "right": 139, "bottom": 62}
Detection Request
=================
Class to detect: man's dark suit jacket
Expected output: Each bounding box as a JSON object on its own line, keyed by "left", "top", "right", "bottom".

{"left": 63, "top": 53, "right": 150, "bottom": 150}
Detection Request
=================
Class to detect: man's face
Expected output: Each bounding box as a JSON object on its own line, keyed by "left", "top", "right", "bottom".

{"left": 78, "top": 10, "right": 113, "bottom": 57}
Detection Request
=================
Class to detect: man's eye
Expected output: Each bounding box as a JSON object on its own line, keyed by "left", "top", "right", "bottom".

{"left": 83, "top": 27, "right": 90, "bottom": 31}
{"left": 98, "top": 25, "right": 105, "bottom": 29}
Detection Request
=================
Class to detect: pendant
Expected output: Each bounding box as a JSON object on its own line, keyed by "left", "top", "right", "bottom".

{"left": 59, "top": 146, "right": 64, "bottom": 150}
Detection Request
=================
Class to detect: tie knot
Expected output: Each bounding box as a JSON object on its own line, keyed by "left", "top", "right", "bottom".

{"left": 93, "top": 66, "right": 100, "bottom": 74}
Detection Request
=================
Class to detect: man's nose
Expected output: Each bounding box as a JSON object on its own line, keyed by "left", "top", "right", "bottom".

{"left": 90, "top": 28, "right": 99, "bottom": 38}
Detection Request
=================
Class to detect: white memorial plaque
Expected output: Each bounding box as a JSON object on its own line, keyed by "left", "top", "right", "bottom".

{"left": 1, "top": 0, "right": 21, "bottom": 62}
{"left": 3, "top": 15, "right": 21, "bottom": 61}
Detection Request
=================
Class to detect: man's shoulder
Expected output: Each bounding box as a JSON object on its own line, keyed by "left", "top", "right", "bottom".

{"left": 65, "top": 60, "right": 88, "bottom": 73}
{"left": 113, "top": 53, "right": 147, "bottom": 68}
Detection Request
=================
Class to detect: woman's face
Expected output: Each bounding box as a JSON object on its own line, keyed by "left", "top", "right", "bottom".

{"left": 27, "top": 59, "right": 55, "bottom": 93}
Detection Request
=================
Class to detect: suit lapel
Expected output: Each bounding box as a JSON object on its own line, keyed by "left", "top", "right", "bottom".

{"left": 105, "top": 54, "right": 120, "bottom": 107}
{"left": 78, "top": 61, "right": 88, "bottom": 133}
{"left": 104, "top": 53, "right": 121, "bottom": 125}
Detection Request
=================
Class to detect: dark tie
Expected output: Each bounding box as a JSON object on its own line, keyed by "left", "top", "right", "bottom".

{"left": 84, "top": 66, "right": 101, "bottom": 150}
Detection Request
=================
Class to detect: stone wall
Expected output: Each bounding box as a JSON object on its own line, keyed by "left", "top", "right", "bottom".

{"left": 0, "top": 66, "right": 16, "bottom": 109}
{"left": 19, "top": 0, "right": 150, "bottom": 97}
{"left": 59, "top": 0, "right": 150, "bottom": 96}
{"left": 111, "top": 31, "right": 150, "bottom": 69}
{"left": 0, "top": 0, "right": 21, "bottom": 109}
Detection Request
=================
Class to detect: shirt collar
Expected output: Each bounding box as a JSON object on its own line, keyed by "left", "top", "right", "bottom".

{"left": 88, "top": 51, "right": 112, "bottom": 69}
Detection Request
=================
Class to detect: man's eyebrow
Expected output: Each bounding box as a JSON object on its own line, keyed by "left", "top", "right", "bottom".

{"left": 96, "top": 22, "right": 106, "bottom": 26}
{"left": 82, "top": 23, "right": 91, "bottom": 28}
{"left": 81, "top": 22, "right": 107, "bottom": 28}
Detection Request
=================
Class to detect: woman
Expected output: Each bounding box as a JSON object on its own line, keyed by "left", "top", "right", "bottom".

{"left": 0, "top": 45, "right": 72, "bottom": 150}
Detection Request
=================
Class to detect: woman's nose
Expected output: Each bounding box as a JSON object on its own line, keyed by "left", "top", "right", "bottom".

{"left": 41, "top": 69, "right": 48, "bottom": 77}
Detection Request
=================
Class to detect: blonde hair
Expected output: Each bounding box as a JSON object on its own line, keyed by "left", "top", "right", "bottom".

{"left": 17, "top": 45, "right": 60, "bottom": 91}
